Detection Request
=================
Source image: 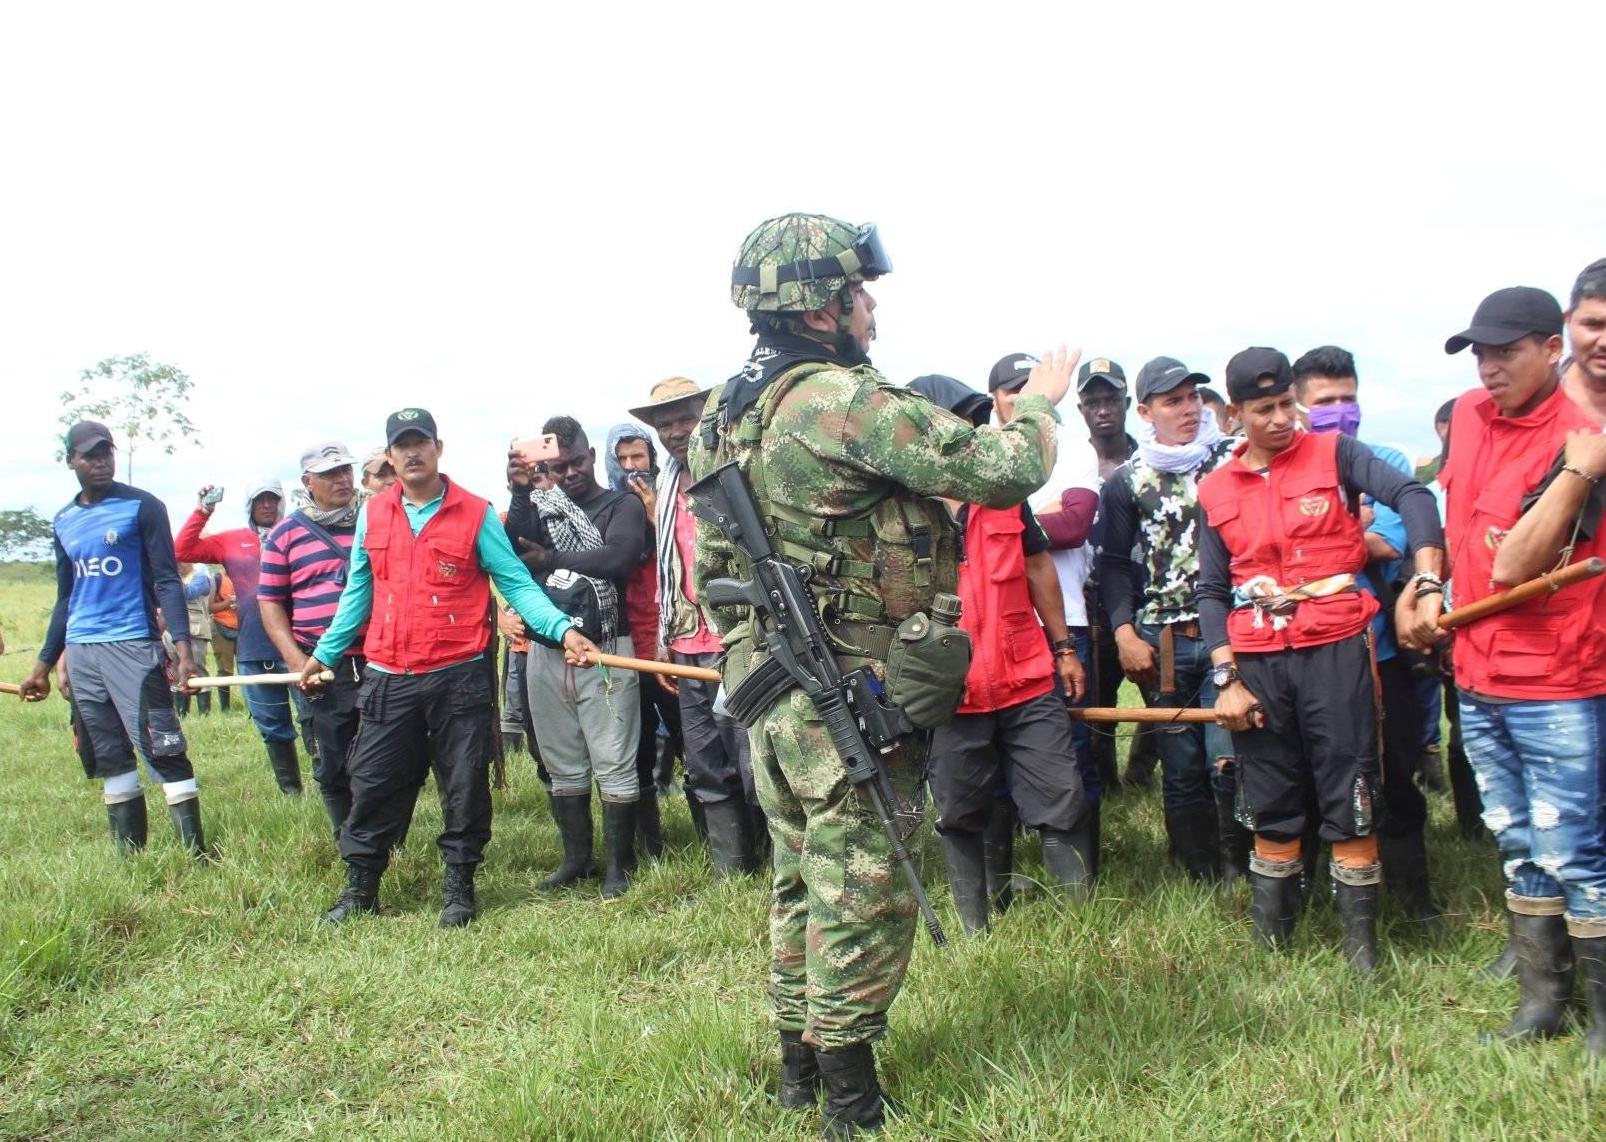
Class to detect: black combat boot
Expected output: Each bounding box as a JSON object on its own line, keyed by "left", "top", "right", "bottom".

{"left": 778, "top": 1030, "right": 822, "bottom": 1109}
{"left": 322, "top": 862, "right": 382, "bottom": 924}
{"left": 439, "top": 862, "right": 477, "bottom": 928}
{"left": 167, "top": 796, "right": 206, "bottom": 857}
{"left": 636, "top": 787, "right": 664, "bottom": 860}
{"left": 1166, "top": 805, "right": 1220, "bottom": 883}
{"left": 1486, "top": 912, "right": 1575, "bottom": 1043}
{"left": 320, "top": 787, "right": 353, "bottom": 839}
{"left": 1250, "top": 870, "right": 1301, "bottom": 950}
{"left": 817, "top": 1043, "right": 897, "bottom": 1137}
{"left": 107, "top": 795, "right": 148, "bottom": 854}
{"left": 1481, "top": 913, "right": 1518, "bottom": 981}
{"left": 539, "top": 793, "right": 595, "bottom": 889}
{"left": 265, "top": 739, "right": 303, "bottom": 795}
{"left": 1332, "top": 879, "right": 1380, "bottom": 975}
{"left": 1215, "top": 787, "right": 1250, "bottom": 889}
{"left": 600, "top": 800, "right": 637, "bottom": 899}
{"left": 704, "top": 797, "right": 755, "bottom": 878}
{"left": 1573, "top": 935, "right": 1606, "bottom": 1059}
{"left": 1378, "top": 830, "right": 1445, "bottom": 937}
{"left": 983, "top": 797, "right": 1016, "bottom": 914}
{"left": 938, "top": 831, "right": 989, "bottom": 936}
{"left": 1040, "top": 821, "right": 1095, "bottom": 901}
{"left": 500, "top": 731, "right": 525, "bottom": 756}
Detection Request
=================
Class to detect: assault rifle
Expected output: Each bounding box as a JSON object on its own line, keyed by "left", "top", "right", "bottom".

{"left": 687, "top": 461, "right": 948, "bottom": 947}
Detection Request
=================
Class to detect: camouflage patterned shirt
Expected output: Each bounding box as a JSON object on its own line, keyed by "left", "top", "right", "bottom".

{"left": 1096, "top": 438, "right": 1237, "bottom": 629}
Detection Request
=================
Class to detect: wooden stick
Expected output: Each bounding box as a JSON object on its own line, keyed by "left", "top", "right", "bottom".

{"left": 585, "top": 652, "right": 721, "bottom": 682}
{"left": 187, "top": 670, "right": 333, "bottom": 690}
{"left": 1438, "top": 557, "right": 1605, "bottom": 631}
{"left": 0, "top": 682, "right": 20, "bottom": 696}
{"left": 1069, "top": 706, "right": 1217, "bottom": 724}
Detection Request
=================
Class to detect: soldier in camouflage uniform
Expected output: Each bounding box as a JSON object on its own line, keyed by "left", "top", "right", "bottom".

{"left": 689, "top": 213, "right": 1077, "bottom": 1137}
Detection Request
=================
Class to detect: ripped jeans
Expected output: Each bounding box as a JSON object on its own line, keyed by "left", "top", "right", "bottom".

{"left": 1458, "top": 692, "right": 1606, "bottom": 931}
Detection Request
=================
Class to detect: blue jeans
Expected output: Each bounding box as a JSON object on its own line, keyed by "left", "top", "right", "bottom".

{"left": 1140, "top": 624, "right": 1233, "bottom": 816}
{"left": 240, "top": 657, "right": 300, "bottom": 745}
{"left": 1459, "top": 692, "right": 1606, "bottom": 930}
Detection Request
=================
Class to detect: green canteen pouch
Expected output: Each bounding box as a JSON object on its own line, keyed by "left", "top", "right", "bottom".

{"left": 883, "top": 610, "right": 971, "bottom": 729}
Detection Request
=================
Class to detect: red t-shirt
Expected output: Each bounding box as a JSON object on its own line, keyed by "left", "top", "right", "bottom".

{"left": 1441, "top": 384, "right": 1606, "bottom": 700}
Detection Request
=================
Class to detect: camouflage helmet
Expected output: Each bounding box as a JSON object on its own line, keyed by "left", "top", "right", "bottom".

{"left": 730, "top": 213, "right": 892, "bottom": 312}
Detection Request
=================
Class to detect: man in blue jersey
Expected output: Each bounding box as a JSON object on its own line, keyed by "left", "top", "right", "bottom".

{"left": 1292, "top": 346, "right": 1443, "bottom": 933}
{"left": 19, "top": 421, "right": 206, "bottom": 856}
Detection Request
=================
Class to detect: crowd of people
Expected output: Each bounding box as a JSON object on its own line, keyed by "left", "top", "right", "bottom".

{"left": 13, "top": 216, "right": 1606, "bottom": 1135}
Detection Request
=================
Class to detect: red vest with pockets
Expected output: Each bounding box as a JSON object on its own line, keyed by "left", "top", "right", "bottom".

{"left": 1197, "top": 430, "right": 1377, "bottom": 653}
{"left": 361, "top": 477, "right": 493, "bottom": 673}
{"left": 956, "top": 505, "right": 1056, "bottom": 714}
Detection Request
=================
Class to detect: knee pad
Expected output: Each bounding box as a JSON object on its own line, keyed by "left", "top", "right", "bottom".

{"left": 103, "top": 770, "right": 143, "bottom": 804}
{"left": 161, "top": 779, "right": 200, "bottom": 805}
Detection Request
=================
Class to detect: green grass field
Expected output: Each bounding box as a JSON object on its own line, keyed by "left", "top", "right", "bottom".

{"left": 1, "top": 561, "right": 1601, "bottom": 1140}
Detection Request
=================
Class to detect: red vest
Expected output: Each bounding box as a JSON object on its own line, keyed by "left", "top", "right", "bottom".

{"left": 361, "top": 477, "right": 494, "bottom": 673}
{"left": 1441, "top": 385, "right": 1606, "bottom": 699}
{"left": 956, "top": 506, "right": 1055, "bottom": 714}
{"left": 1197, "top": 430, "right": 1377, "bottom": 653}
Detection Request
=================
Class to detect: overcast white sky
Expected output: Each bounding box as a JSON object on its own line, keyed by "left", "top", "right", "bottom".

{"left": 2, "top": 3, "right": 1601, "bottom": 532}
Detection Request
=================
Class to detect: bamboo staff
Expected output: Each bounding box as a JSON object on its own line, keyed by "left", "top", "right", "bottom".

{"left": 1437, "top": 557, "right": 1604, "bottom": 631}
{"left": 584, "top": 651, "right": 721, "bottom": 682}
{"left": 1069, "top": 706, "right": 1216, "bottom": 724}
{"left": 188, "top": 670, "right": 333, "bottom": 690}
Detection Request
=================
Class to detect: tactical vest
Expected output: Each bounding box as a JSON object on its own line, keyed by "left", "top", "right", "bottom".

{"left": 702, "top": 362, "right": 959, "bottom": 664}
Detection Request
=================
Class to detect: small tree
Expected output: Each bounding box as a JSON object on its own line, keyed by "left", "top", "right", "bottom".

{"left": 58, "top": 353, "right": 200, "bottom": 482}
{"left": 0, "top": 508, "right": 55, "bottom": 561}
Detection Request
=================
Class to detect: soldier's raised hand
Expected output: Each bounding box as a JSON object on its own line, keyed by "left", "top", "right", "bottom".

{"left": 1020, "top": 345, "right": 1083, "bottom": 406}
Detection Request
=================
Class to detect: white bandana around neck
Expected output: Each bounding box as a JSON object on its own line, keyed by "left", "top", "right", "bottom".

{"left": 1137, "top": 405, "right": 1225, "bottom": 474}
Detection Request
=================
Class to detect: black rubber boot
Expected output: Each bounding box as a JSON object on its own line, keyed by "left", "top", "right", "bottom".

{"left": 167, "top": 796, "right": 206, "bottom": 857}
{"left": 939, "top": 831, "right": 990, "bottom": 936}
{"left": 322, "top": 862, "right": 382, "bottom": 924}
{"left": 1378, "top": 830, "right": 1445, "bottom": 937}
{"left": 747, "top": 800, "right": 773, "bottom": 867}
{"left": 1333, "top": 879, "right": 1380, "bottom": 975}
{"left": 1166, "top": 805, "right": 1220, "bottom": 883}
{"left": 817, "top": 1043, "right": 896, "bottom": 1137}
{"left": 983, "top": 797, "right": 1016, "bottom": 914}
{"left": 1123, "top": 723, "right": 1159, "bottom": 790}
{"left": 174, "top": 690, "right": 191, "bottom": 717}
{"left": 195, "top": 689, "right": 211, "bottom": 716}
{"left": 439, "top": 862, "right": 477, "bottom": 928}
{"left": 686, "top": 789, "right": 709, "bottom": 843}
{"left": 1573, "top": 935, "right": 1606, "bottom": 1059}
{"left": 107, "top": 796, "right": 148, "bottom": 854}
{"left": 218, "top": 687, "right": 231, "bottom": 713}
{"left": 265, "top": 739, "right": 303, "bottom": 795}
{"left": 1040, "top": 822, "right": 1095, "bottom": 901}
{"left": 539, "top": 793, "right": 595, "bottom": 889}
{"left": 500, "top": 731, "right": 524, "bottom": 756}
{"left": 778, "top": 1030, "right": 822, "bottom": 1109}
{"left": 320, "top": 788, "right": 353, "bottom": 839}
{"left": 1215, "top": 786, "right": 1250, "bottom": 889}
{"left": 1250, "top": 871, "right": 1300, "bottom": 950}
{"left": 1417, "top": 744, "right": 1446, "bottom": 793}
{"left": 636, "top": 788, "right": 664, "bottom": 860}
{"left": 1487, "top": 912, "right": 1575, "bottom": 1043}
{"left": 601, "top": 800, "right": 637, "bottom": 899}
{"left": 704, "top": 798, "right": 755, "bottom": 878}
{"left": 1482, "top": 913, "right": 1519, "bottom": 981}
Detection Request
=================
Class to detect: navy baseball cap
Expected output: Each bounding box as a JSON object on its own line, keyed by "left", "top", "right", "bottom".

{"left": 385, "top": 408, "right": 438, "bottom": 446}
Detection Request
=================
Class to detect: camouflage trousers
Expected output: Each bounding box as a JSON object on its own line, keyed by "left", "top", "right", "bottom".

{"left": 751, "top": 688, "right": 921, "bottom": 1052}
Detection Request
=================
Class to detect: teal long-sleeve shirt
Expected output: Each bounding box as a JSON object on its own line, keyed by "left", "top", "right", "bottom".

{"left": 312, "top": 487, "right": 573, "bottom": 670}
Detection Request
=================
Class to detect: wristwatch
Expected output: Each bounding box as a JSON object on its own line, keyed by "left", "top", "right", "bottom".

{"left": 1211, "top": 661, "right": 1242, "bottom": 689}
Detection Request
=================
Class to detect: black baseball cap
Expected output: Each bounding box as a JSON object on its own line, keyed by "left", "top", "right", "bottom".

{"left": 1225, "top": 348, "right": 1295, "bottom": 404}
{"left": 987, "top": 352, "right": 1037, "bottom": 393}
{"left": 1134, "top": 357, "right": 1209, "bottom": 404}
{"left": 908, "top": 374, "right": 992, "bottom": 426}
{"left": 1444, "top": 286, "right": 1563, "bottom": 354}
{"left": 1076, "top": 357, "right": 1127, "bottom": 395}
{"left": 64, "top": 420, "right": 114, "bottom": 457}
{"left": 384, "top": 407, "right": 438, "bottom": 446}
